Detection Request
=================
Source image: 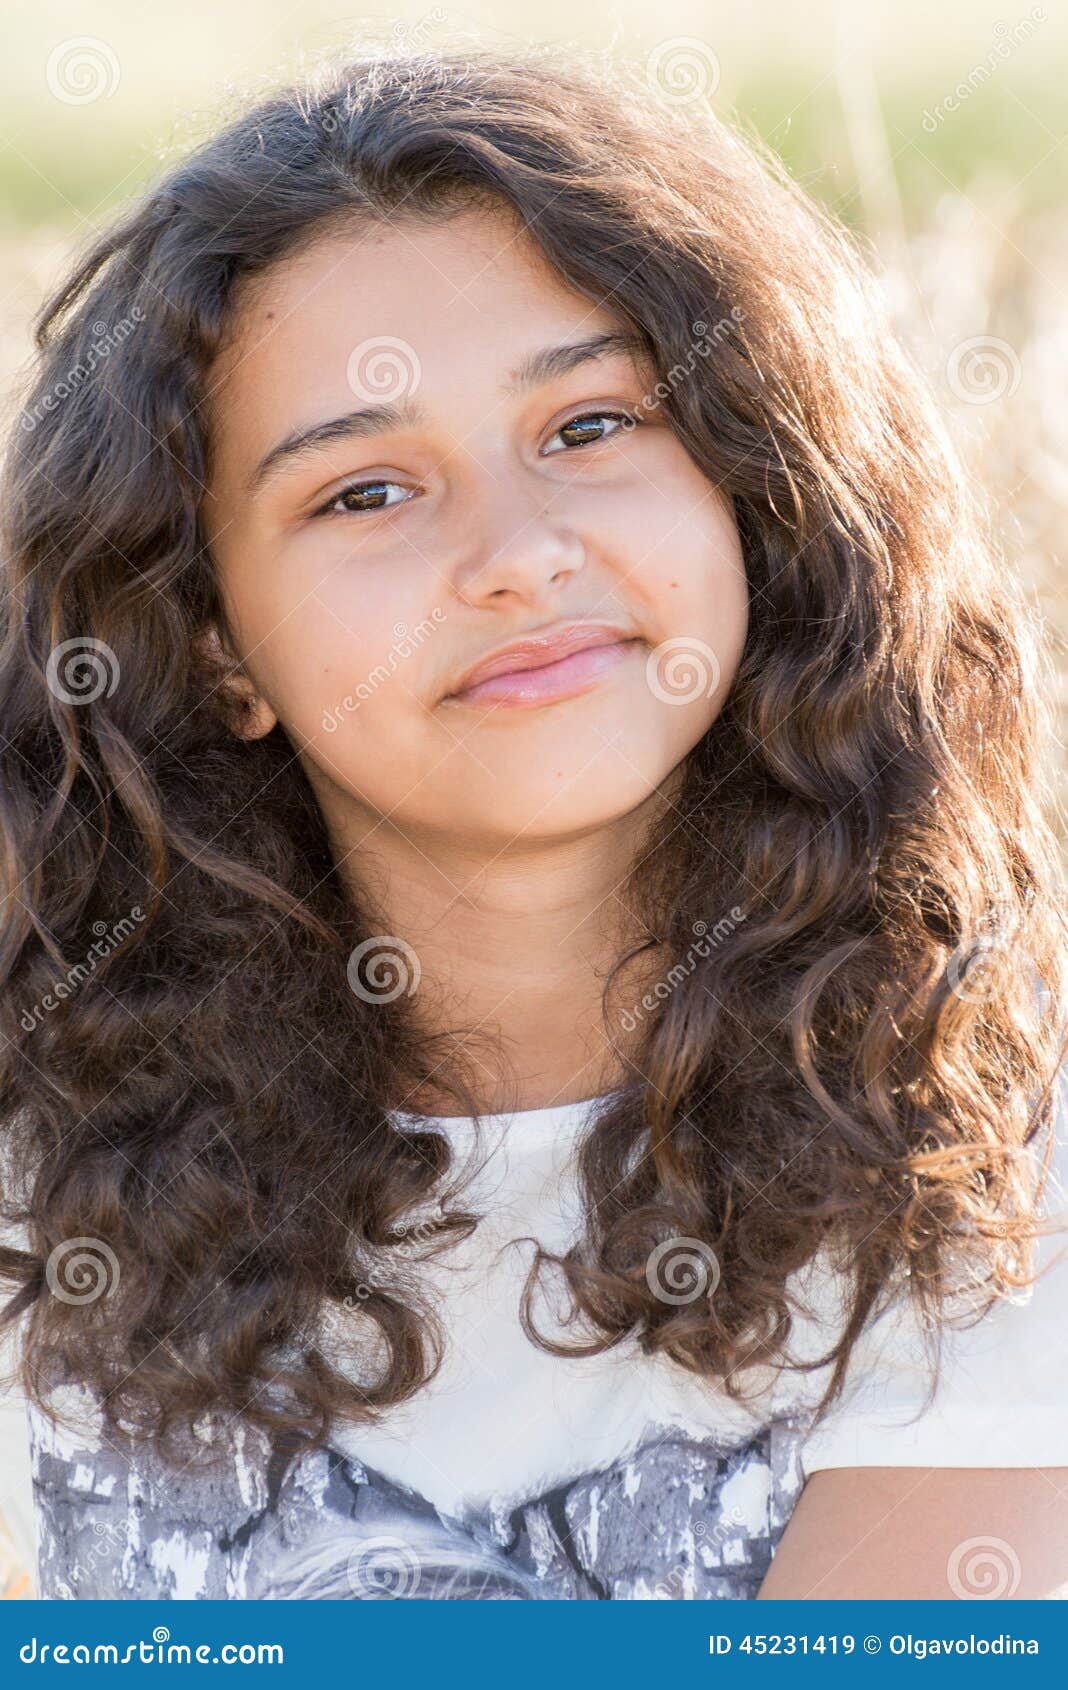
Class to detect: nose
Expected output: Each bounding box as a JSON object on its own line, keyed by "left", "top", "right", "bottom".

{"left": 453, "top": 480, "right": 587, "bottom": 609}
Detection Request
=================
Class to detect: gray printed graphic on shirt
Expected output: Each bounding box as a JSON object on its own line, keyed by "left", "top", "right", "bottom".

{"left": 28, "top": 1394, "right": 809, "bottom": 1600}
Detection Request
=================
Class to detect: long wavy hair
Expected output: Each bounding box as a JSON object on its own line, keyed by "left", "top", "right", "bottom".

{"left": 2, "top": 41, "right": 1067, "bottom": 1468}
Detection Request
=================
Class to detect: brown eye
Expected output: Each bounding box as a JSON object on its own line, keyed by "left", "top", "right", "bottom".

{"left": 542, "top": 411, "right": 637, "bottom": 454}
{"left": 314, "top": 479, "right": 414, "bottom": 518}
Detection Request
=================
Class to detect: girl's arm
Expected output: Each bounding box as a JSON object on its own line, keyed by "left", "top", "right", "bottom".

{"left": 756, "top": 1465, "right": 1068, "bottom": 1599}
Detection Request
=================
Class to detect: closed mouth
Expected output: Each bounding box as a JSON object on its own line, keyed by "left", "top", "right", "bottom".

{"left": 444, "top": 633, "right": 642, "bottom": 710}
{"left": 446, "top": 622, "right": 639, "bottom": 697}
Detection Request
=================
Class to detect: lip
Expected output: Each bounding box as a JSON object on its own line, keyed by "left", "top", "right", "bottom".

{"left": 445, "top": 623, "right": 641, "bottom": 710}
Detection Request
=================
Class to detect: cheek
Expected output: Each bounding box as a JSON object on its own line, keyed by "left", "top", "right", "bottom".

{"left": 246, "top": 592, "right": 407, "bottom": 752}
{"left": 245, "top": 541, "right": 427, "bottom": 707}
{"left": 621, "top": 495, "right": 748, "bottom": 710}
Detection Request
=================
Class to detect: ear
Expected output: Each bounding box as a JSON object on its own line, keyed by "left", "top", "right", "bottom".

{"left": 192, "top": 622, "right": 278, "bottom": 742}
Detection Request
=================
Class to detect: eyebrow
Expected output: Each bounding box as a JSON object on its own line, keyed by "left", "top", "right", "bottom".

{"left": 244, "top": 329, "right": 650, "bottom": 497}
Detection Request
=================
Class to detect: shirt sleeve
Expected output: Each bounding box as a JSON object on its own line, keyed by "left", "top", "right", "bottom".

{"left": 799, "top": 1063, "right": 1068, "bottom": 1474}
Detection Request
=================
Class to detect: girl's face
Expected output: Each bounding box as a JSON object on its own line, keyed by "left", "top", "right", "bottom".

{"left": 200, "top": 204, "right": 748, "bottom": 848}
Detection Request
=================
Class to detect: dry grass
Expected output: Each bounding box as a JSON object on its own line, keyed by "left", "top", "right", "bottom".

{"left": 885, "top": 194, "right": 1068, "bottom": 838}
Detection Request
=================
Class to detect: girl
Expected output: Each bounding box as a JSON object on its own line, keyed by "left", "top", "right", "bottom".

{"left": 2, "top": 42, "right": 1068, "bottom": 1602}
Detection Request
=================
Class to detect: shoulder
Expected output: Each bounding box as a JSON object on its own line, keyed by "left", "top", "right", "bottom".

{"left": 758, "top": 1065, "right": 1068, "bottom": 1598}
{"left": 759, "top": 1462, "right": 1068, "bottom": 1598}
{"left": 780, "top": 1065, "right": 1068, "bottom": 1474}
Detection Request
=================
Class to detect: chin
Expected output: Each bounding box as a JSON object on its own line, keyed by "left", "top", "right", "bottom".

{"left": 470, "top": 772, "right": 668, "bottom": 842}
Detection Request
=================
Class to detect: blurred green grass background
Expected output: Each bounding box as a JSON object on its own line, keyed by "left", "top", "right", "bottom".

{"left": 3, "top": 0, "right": 1065, "bottom": 224}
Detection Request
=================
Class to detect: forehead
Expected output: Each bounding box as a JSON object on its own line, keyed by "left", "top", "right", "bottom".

{"left": 213, "top": 203, "right": 619, "bottom": 390}
{"left": 203, "top": 202, "right": 629, "bottom": 485}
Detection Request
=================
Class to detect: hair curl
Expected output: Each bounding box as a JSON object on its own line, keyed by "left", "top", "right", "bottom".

{"left": 2, "top": 41, "right": 1067, "bottom": 1468}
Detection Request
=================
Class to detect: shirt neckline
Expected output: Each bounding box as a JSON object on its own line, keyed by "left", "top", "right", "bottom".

{"left": 389, "top": 1086, "right": 627, "bottom": 1140}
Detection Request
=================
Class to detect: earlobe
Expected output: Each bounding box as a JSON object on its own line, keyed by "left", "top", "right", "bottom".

{"left": 235, "top": 691, "right": 279, "bottom": 741}
{"left": 192, "top": 622, "right": 278, "bottom": 741}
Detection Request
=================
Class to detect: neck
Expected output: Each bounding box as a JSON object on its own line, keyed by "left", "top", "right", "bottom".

{"left": 324, "top": 789, "right": 674, "bottom": 1117}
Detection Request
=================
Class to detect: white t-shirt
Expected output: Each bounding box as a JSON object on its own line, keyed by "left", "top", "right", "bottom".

{"left": 15, "top": 1075, "right": 1068, "bottom": 1600}
{"left": 314, "top": 1082, "right": 1068, "bottom": 1561}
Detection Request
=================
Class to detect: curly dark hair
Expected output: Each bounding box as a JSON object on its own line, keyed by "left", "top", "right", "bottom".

{"left": 2, "top": 41, "right": 1067, "bottom": 1468}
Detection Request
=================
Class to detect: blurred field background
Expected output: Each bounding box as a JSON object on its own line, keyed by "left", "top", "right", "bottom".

{"left": 1, "top": 0, "right": 1067, "bottom": 1596}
